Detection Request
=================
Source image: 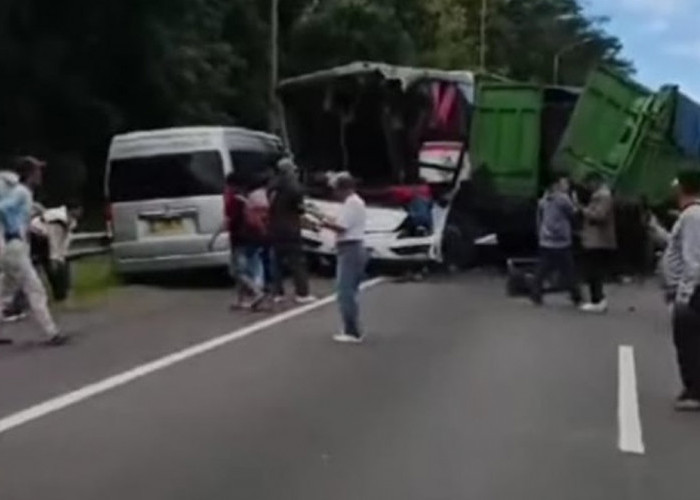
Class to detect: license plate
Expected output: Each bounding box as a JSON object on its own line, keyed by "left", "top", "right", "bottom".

{"left": 149, "top": 219, "right": 186, "bottom": 236}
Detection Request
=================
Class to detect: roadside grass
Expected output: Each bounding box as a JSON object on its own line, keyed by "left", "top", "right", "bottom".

{"left": 67, "top": 254, "right": 121, "bottom": 305}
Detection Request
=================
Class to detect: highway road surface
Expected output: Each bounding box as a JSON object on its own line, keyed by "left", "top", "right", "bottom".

{"left": 0, "top": 273, "right": 698, "bottom": 499}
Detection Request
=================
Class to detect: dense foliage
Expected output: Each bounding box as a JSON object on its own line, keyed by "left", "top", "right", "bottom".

{"left": 0, "top": 0, "right": 632, "bottom": 203}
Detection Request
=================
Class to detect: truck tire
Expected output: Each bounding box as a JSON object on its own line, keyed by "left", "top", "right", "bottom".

{"left": 441, "top": 222, "right": 477, "bottom": 270}
{"left": 505, "top": 259, "right": 537, "bottom": 297}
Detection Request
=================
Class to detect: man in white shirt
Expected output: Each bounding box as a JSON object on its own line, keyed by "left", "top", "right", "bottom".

{"left": 320, "top": 173, "right": 368, "bottom": 343}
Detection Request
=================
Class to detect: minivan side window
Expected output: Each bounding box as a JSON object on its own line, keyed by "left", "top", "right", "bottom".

{"left": 109, "top": 151, "right": 225, "bottom": 202}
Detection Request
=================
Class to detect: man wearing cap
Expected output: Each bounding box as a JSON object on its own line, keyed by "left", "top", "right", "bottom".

{"left": 319, "top": 172, "right": 368, "bottom": 343}
{"left": 0, "top": 157, "right": 66, "bottom": 346}
{"left": 268, "top": 157, "right": 315, "bottom": 304}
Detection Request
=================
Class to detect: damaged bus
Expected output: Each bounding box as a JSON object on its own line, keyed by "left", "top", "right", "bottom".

{"left": 277, "top": 61, "right": 496, "bottom": 269}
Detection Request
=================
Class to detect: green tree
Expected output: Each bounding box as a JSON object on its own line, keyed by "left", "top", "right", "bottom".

{"left": 415, "top": 0, "right": 632, "bottom": 83}
{"left": 285, "top": 0, "right": 417, "bottom": 75}
{"left": 418, "top": 0, "right": 480, "bottom": 69}
{"left": 0, "top": 0, "right": 636, "bottom": 206}
{"left": 486, "top": 0, "right": 632, "bottom": 84}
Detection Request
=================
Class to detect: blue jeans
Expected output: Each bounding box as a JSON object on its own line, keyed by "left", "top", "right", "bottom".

{"left": 336, "top": 241, "right": 368, "bottom": 337}
{"left": 233, "top": 246, "right": 264, "bottom": 294}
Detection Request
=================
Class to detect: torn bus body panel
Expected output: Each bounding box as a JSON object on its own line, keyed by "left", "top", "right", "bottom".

{"left": 279, "top": 61, "right": 494, "bottom": 267}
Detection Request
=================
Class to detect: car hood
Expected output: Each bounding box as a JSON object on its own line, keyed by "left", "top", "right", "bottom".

{"left": 307, "top": 199, "right": 406, "bottom": 233}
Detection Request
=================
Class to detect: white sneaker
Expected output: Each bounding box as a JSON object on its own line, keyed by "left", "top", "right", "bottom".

{"left": 3, "top": 311, "right": 28, "bottom": 323}
{"left": 295, "top": 295, "right": 318, "bottom": 305}
{"left": 580, "top": 301, "right": 608, "bottom": 314}
{"left": 675, "top": 398, "right": 700, "bottom": 412}
{"left": 333, "top": 333, "right": 364, "bottom": 344}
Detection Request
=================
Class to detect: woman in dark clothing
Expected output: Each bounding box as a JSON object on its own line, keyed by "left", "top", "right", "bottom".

{"left": 268, "top": 158, "right": 316, "bottom": 304}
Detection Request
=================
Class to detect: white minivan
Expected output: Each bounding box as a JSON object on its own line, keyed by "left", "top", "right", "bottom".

{"left": 106, "top": 126, "right": 283, "bottom": 275}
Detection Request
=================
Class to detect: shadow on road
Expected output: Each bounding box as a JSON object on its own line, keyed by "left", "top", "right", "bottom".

{"left": 121, "top": 269, "right": 232, "bottom": 290}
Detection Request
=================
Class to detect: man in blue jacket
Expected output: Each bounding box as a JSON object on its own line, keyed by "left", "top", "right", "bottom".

{"left": 0, "top": 157, "right": 66, "bottom": 346}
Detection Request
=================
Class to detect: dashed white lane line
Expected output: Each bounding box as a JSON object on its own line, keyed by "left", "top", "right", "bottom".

{"left": 618, "top": 345, "right": 645, "bottom": 455}
{"left": 0, "top": 277, "right": 386, "bottom": 435}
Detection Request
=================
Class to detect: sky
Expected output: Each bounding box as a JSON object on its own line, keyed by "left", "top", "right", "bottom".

{"left": 585, "top": 0, "right": 700, "bottom": 100}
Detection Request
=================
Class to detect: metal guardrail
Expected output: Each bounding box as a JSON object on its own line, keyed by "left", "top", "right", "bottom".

{"left": 67, "top": 232, "right": 111, "bottom": 260}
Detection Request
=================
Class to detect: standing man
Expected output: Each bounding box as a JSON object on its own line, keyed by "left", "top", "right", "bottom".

{"left": 661, "top": 171, "right": 700, "bottom": 411}
{"left": 0, "top": 157, "right": 66, "bottom": 345}
{"left": 320, "top": 173, "right": 368, "bottom": 343}
{"left": 579, "top": 172, "right": 617, "bottom": 313}
{"left": 531, "top": 173, "right": 582, "bottom": 306}
{"left": 268, "top": 158, "right": 315, "bottom": 304}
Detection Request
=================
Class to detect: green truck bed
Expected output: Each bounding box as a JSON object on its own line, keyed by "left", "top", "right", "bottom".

{"left": 554, "top": 67, "right": 682, "bottom": 206}
{"left": 468, "top": 83, "right": 579, "bottom": 252}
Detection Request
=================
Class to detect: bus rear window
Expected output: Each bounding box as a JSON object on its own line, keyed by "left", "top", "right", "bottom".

{"left": 108, "top": 151, "right": 225, "bottom": 202}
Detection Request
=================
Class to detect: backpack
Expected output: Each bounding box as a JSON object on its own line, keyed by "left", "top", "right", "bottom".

{"left": 237, "top": 188, "right": 270, "bottom": 238}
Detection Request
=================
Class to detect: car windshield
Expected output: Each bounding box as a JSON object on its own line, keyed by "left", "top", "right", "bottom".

{"left": 108, "top": 151, "right": 225, "bottom": 202}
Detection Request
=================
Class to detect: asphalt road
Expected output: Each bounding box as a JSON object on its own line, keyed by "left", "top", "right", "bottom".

{"left": 0, "top": 272, "right": 698, "bottom": 499}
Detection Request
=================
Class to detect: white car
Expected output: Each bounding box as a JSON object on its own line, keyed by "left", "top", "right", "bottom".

{"left": 301, "top": 198, "right": 450, "bottom": 264}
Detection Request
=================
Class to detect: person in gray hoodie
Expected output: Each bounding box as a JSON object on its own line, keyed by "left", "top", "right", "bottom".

{"left": 531, "top": 173, "right": 582, "bottom": 306}
{"left": 662, "top": 171, "right": 700, "bottom": 411}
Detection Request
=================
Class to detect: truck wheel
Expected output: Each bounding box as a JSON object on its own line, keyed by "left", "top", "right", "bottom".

{"left": 441, "top": 223, "right": 476, "bottom": 271}
{"left": 497, "top": 231, "right": 537, "bottom": 261}
{"left": 506, "top": 266, "right": 534, "bottom": 297}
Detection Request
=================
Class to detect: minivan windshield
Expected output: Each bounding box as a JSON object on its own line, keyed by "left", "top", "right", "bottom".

{"left": 108, "top": 151, "right": 225, "bottom": 202}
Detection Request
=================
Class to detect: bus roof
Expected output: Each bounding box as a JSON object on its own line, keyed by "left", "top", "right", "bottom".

{"left": 278, "top": 61, "right": 481, "bottom": 91}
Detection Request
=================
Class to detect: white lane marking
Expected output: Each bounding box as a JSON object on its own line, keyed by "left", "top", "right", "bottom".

{"left": 0, "top": 278, "right": 386, "bottom": 435}
{"left": 618, "top": 345, "right": 645, "bottom": 454}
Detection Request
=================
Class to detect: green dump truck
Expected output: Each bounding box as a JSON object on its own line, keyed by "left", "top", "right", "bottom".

{"left": 554, "top": 67, "right": 682, "bottom": 206}
{"left": 469, "top": 83, "right": 580, "bottom": 254}
{"left": 470, "top": 66, "right": 698, "bottom": 264}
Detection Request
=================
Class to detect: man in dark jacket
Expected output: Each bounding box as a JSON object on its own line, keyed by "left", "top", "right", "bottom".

{"left": 268, "top": 158, "right": 315, "bottom": 304}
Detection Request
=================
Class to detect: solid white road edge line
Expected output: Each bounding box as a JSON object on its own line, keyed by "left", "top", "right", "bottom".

{"left": 618, "top": 345, "right": 645, "bottom": 455}
{"left": 0, "top": 277, "right": 386, "bottom": 435}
